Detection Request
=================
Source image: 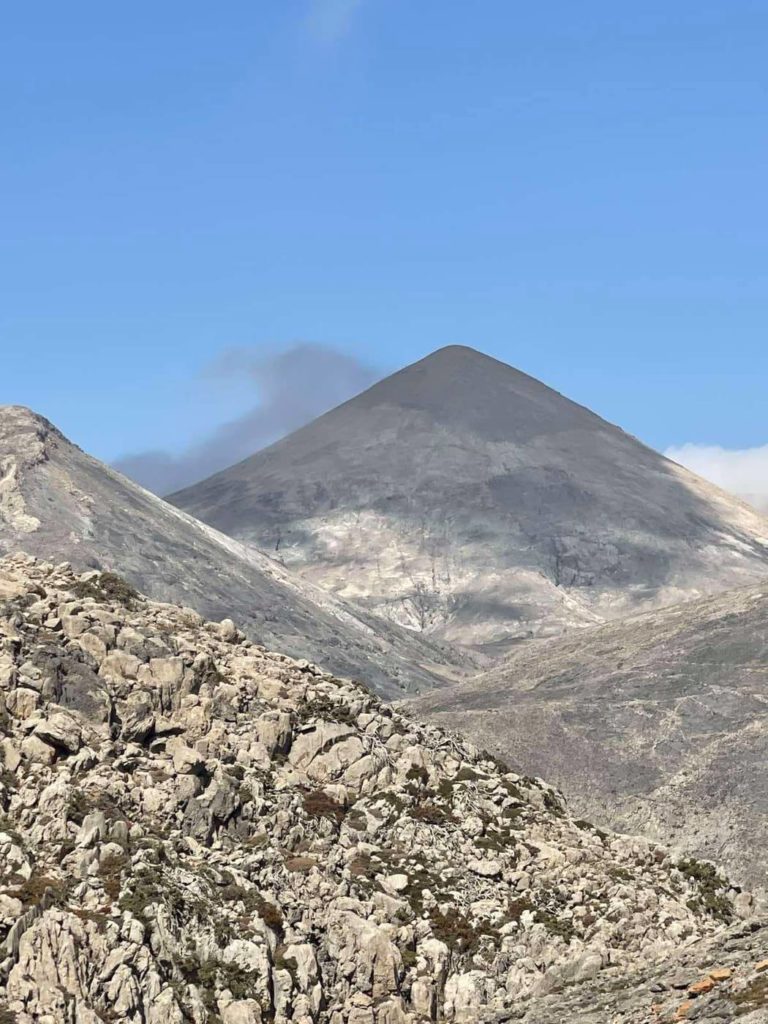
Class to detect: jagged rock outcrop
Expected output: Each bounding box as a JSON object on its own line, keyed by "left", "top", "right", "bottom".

{"left": 500, "top": 917, "right": 768, "bottom": 1022}
{"left": 0, "top": 405, "right": 473, "bottom": 698}
{"left": 1, "top": 554, "right": 766, "bottom": 1023}
{"left": 170, "top": 345, "right": 768, "bottom": 650}
{"left": 408, "top": 581, "right": 768, "bottom": 893}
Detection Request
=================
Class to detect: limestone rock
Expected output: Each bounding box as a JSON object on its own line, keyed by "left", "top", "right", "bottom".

{"left": 33, "top": 711, "right": 81, "bottom": 753}
{"left": 0, "top": 554, "right": 763, "bottom": 1024}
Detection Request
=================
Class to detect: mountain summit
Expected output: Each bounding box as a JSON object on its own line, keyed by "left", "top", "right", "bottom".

{"left": 171, "top": 346, "right": 768, "bottom": 648}
{"left": 322, "top": 345, "right": 612, "bottom": 440}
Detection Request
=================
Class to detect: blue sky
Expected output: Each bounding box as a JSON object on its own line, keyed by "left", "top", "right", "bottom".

{"left": 1, "top": 2, "right": 767, "bottom": 496}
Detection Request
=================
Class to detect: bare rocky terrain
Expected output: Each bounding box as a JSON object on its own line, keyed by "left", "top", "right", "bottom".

{"left": 408, "top": 581, "right": 768, "bottom": 893}
{"left": 0, "top": 406, "right": 473, "bottom": 698}
{"left": 6, "top": 357, "right": 768, "bottom": 1021}
{"left": 170, "top": 345, "right": 768, "bottom": 651}
{"left": 3, "top": 554, "right": 768, "bottom": 1023}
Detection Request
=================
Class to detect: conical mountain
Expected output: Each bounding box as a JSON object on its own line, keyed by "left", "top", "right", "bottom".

{"left": 0, "top": 405, "right": 470, "bottom": 695}
{"left": 171, "top": 345, "right": 768, "bottom": 648}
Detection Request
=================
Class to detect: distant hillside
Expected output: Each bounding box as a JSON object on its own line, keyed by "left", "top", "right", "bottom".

{"left": 0, "top": 405, "right": 472, "bottom": 697}
{"left": 408, "top": 580, "right": 768, "bottom": 889}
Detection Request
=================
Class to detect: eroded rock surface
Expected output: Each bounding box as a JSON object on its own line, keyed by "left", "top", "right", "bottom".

{"left": 1, "top": 554, "right": 766, "bottom": 1022}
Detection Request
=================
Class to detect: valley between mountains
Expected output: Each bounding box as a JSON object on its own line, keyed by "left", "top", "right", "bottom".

{"left": 3, "top": 345, "right": 768, "bottom": 1022}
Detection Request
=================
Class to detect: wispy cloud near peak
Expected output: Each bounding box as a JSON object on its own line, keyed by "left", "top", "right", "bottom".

{"left": 305, "top": 0, "right": 363, "bottom": 46}
{"left": 113, "top": 343, "right": 380, "bottom": 496}
{"left": 665, "top": 442, "right": 768, "bottom": 513}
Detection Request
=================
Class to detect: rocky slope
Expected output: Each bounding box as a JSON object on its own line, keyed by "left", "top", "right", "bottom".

{"left": 0, "top": 406, "right": 472, "bottom": 698}
{"left": 1, "top": 554, "right": 765, "bottom": 1023}
{"left": 170, "top": 345, "right": 768, "bottom": 651}
{"left": 408, "top": 581, "right": 768, "bottom": 892}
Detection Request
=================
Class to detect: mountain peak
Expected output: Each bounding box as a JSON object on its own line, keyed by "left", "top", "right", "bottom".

{"left": 0, "top": 404, "right": 58, "bottom": 433}
{"left": 418, "top": 343, "right": 501, "bottom": 366}
{"left": 0, "top": 405, "right": 65, "bottom": 472}
{"left": 368, "top": 343, "right": 543, "bottom": 393}
{"left": 171, "top": 349, "right": 768, "bottom": 648}
{"left": 340, "top": 346, "right": 601, "bottom": 443}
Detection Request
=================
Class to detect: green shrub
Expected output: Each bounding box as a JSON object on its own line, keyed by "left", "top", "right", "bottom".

{"left": 574, "top": 818, "right": 608, "bottom": 841}
{"left": 349, "top": 853, "right": 376, "bottom": 878}
{"left": 507, "top": 897, "right": 535, "bottom": 920}
{"left": 406, "top": 764, "right": 429, "bottom": 784}
{"left": 536, "top": 908, "right": 575, "bottom": 943}
{"left": 501, "top": 805, "right": 525, "bottom": 829}
{"left": 542, "top": 789, "right": 563, "bottom": 816}
{"left": 99, "top": 852, "right": 127, "bottom": 901}
{"left": 273, "top": 944, "right": 299, "bottom": 979}
{"left": 678, "top": 857, "right": 733, "bottom": 922}
{"left": 284, "top": 855, "right": 316, "bottom": 873}
{"left": 66, "top": 787, "right": 120, "bottom": 826}
{"left": 303, "top": 789, "right": 345, "bottom": 825}
{"left": 256, "top": 897, "right": 284, "bottom": 938}
{"left": 430, "top": 910, "right": 498, "bottom": 954}
{"left": 11, "top": 872, "right": 70, "bottom": 909}
{"left": 400, "top": 947, "right": 418, "bottom": 968}
{"left": 345, "top": 809, "right": 368, "bottom": 831}
{"left": 498, "top": 779, "right": 523, "bottom": 801}
{"left": 297, "top": 696, "right": 355, "bottom": 726}
{"left": 608, "top": 866, "right": 633, "bottom": 883}
{"left": 410, "top": 801, "right": 450, "bottom": 825}
{"left": 72, "top": 572, "right": 139, "bottom": 608}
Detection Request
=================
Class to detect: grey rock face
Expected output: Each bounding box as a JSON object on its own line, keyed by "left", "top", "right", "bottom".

{"left": 0, "top": 405, "right": 473, "bottom": 697}
{"left": 408, "top": 581, "right": 768, "bottom": 891}
{"left": 170, "top": 345, "right": 768, "bottom": 650}
{"left": 0, "top": 554, "right": 760, "bottom": 1023}
{"left": 505, "top": 915, "right": 768, "bottom": 1022}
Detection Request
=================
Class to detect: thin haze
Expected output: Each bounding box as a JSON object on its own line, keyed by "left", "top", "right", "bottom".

{"left": 305, "top": 0, "right": 363, "bottom": 45}
{"left": 114, "top": 344, "right": 380, "bottom": 494}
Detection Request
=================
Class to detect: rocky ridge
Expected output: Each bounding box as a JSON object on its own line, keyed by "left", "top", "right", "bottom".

{"left": 0, "top": 405, "right": 472, "bottom": 698}
{"left": 1, "top": 554, "right": 767, "bottom": 1023}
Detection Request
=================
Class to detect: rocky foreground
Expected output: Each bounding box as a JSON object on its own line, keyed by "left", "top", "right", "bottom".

{"left": 1, "top": 554, "right": 768, "bottom": 1023}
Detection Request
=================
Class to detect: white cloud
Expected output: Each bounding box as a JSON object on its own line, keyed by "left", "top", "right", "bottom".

{"left": 305, "top": 0, "right": 363, "bottom": 45}
{"left": 665, "top": 443, "right": 768, "bottom": 512}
